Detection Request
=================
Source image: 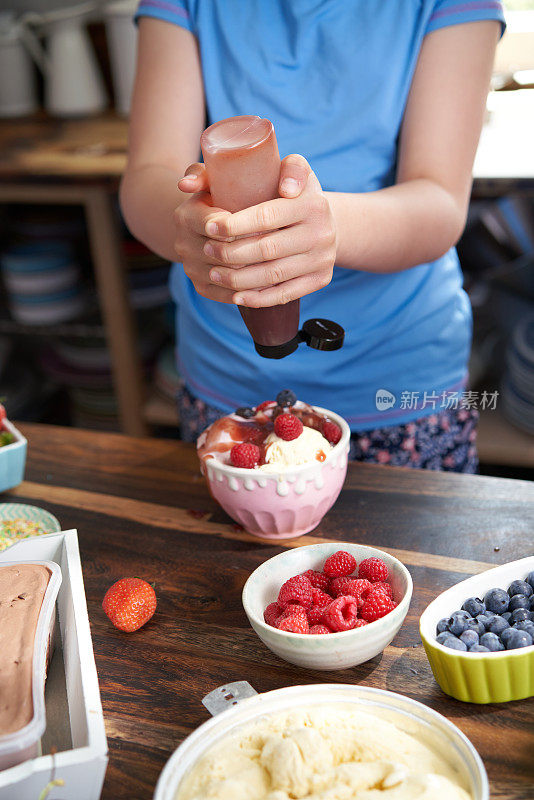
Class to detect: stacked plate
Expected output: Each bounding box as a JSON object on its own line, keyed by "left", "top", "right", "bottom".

{"left": 502, "top": 314, "right": 534, "bottom": 435}
{"left": 0, "top": 241, "right": 85, "bottom": 325}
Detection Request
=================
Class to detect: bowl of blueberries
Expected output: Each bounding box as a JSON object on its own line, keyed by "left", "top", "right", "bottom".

{"left": 419, "top": 557, "right": 534, "bottom": 703}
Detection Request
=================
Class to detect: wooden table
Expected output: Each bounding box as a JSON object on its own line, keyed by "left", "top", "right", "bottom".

{"left": 8, "top": 423, "right": 533, "bottom": 800}
{"left": 0, "top": 114, "right": 146, "bottom": 437}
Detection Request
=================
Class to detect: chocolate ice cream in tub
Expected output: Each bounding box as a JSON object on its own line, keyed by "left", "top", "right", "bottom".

{"left": 0, "top": 561, "right": 62, "bottom": 770}
{"left": 197, "top": 391, "right": 350, "bottom": 540}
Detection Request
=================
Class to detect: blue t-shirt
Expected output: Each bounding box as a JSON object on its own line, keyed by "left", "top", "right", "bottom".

{"left": 136, "top": 0, "right": 504, "bottom": 430}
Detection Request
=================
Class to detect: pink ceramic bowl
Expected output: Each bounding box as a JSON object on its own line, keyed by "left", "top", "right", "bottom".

{"left": 201, "top": 406, "right": 350, "bottom": 540}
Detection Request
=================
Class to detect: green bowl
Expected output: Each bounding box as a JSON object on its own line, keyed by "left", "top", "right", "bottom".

{"left": 0, "top": 503, "right": 61, "bottom": 551}
{"left": 420, "top": 557, "right": 534, "bottom": 704}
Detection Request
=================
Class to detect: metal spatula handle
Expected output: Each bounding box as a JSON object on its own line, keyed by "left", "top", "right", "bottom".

{"left": 202, "top": 681, "right": 257, "bottom": 717}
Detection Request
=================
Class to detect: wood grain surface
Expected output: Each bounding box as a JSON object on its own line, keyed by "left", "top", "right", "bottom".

{"left": 10, "top": 423, "right": 534, "bottom": 800}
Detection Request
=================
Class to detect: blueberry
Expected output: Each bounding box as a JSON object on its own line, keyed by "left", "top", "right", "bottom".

{"left": 484, "top": 588, "right": 509, "bottom": 614}
{"left": 469, "top": 644, "right": 490, "bottom": 652}
{"left": 436, "top": 618, "right": 450, "bottom": 635}
{"left": 460, "top": 630, "right": 479, "bottom": 647}
{"left": 508, "top": 579, "right": 533, "bottom": 598}
{"left": 447, "top": 611, "right": 470, "bottom": 636}
{"left": 276, "top": 389, "right": 297, "bottom": 408}
{"left": 525, "top": 571, "right": 534, "bottom": 590}
{"left": 437, "top": 632, "right": 458, "bottom": 645}
{"left": 464, "top": 617, "right": 485, "bottom": 637}
{"left": 235, "top": 407, "right": 255, "bottom": 419}
{"left": 477, "top": 612, "right": 496, "bottom": 630}
{"left": 486, "top": 616, "right": 509, "bottom": 635}
{"left": 530, "top": 596, "right": 534, "bottom": 612}
{"left": 462, "top": 597, "right": 485, "bottom": 617}
{"left": 511, "top": 608, "right": 530, "bottom": 624}
{"left": 502, "top": 611, "right": 512, "bottom": 622}
{"left": 505, "top": 629, "right": 533, "bottom": 650}
{"left": 513, "top": 620, "right": 534, "bottom": 639}
{"left": 508, "top": 594, "right": 530, "bottom": 612}
{"left": 443, "top": 637, "right": 468, "bottom": 652}
{"left": 500, "top": 627, "right": 516, "bottom": 646}
{"left": 480, "top": 632, "right": 505, "bottom": 651}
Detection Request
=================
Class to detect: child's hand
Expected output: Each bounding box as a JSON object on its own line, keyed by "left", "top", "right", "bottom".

{"left": 201, "top": 154, "right": 336, "bottom": 307}
{"left": 174, "top": 155, "right": 336, "bottom": 306}
{"left": 173, "top": 164, "right": 236, "bottom": 303}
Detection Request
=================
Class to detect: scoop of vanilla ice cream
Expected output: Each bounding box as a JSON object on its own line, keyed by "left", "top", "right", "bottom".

{"left": 174, "top": 706, "right": 472, "bottom": 800}
{"left": 259, "top": 427, "right": 332, "bottom": 471}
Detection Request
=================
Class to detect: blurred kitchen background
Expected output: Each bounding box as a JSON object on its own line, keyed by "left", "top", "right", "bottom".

{"left": 0, "top": 0, "right": 533, "bottom": 480}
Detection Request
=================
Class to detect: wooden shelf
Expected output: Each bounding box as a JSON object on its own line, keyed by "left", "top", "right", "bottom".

{"left": 144, "top": 391, "right": 178, "bottom": 428}
{"left": 477, "top": 407, "right": 534, "bottom": 468}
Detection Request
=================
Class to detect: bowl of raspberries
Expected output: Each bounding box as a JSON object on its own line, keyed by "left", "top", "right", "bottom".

{"left": 420, "top": 556, "right": 534, "bottom": 703}
{"left": 242, "top": 543, "right": 412, "bottom": 670}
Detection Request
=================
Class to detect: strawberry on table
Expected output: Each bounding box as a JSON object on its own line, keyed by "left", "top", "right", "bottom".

{"left": 102, "top": 577, "right": 157, "bottom": 632}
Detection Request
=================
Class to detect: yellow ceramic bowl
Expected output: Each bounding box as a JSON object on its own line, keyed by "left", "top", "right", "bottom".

{"left": 420, "top": 556, "right": 534, "bottom": 704}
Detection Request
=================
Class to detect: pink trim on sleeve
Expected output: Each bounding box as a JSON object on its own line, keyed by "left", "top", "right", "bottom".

{"left": 138, "top": 0, "right": 189, "bottom": 20}
{"left": 430, "top": 1, "right": 503, "bottom": 22}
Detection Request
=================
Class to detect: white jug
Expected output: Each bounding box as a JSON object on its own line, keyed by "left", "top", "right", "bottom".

{"left": 23, "top": 2, "right": 107, "bottom": 118}
{"left": 104, "top": 0, "right": 138, "bottom": 116}
{"left": 0, "top": 12, "right": 38, "bottom": 117}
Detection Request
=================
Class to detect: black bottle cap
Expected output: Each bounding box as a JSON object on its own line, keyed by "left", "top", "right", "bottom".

{"left": 254, "top": 334, "right": 300, "bottom": 359}
{"left": 253, "top": 319, "right": 344, "bottom": 358}
{"left": 300, "top": 318, "right": 345, "bottom": 351}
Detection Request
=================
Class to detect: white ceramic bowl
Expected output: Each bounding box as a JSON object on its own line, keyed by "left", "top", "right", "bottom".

{"left": 200, "top": 406, "right": 350, "bottom": 540}
{"left": 153, "top": 683, "right": 488, "bottom": 800}
{"left": 242, "top": 542, "right": 412, "bottom": 670}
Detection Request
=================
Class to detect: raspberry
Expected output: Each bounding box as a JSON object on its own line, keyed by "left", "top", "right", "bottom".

{"left": 307, "top": 604, "right": 327, "bottom": 625}
{"left": 352, "top": 619, "right": 369, "bottom": 628}
{"left": 323, "top": 550, "right": 357, "bottom": 578}
{"left": 264, "top": 601, "right": 283, "bottom": 627}
{"left": 274, "top": 413, "right": 303, "bottom": 441}
{"left": 278, "top": 603, "right": 307, "bottom": 622}
{"left": 301, "top": 570, "right": 330, "bottom": 592}
{"left": 322, "top": 595, "right": 359, "bottom": 632}
{"left": 278, "top": 614, "right": 309, "bottom": 634}
{"left": 309, "top": 625, "right": 331, "bottom": 635}
{"left": 372, "top": 581, "right": 393, "bottom": 598}
{"left": 230, "top": 442, "right": 260, "bottom": 468}
{"left": 359, "top": 591, "right": 397, "bottom": 622}
{"left": 278, "top": 575, "right": 313, "bottom": 608}
{"left": 323, "top": 420, "right": 342, "bottom": 445}
{"left": 358, "top": 557, "right": 389, "bottom": 583}
{"left": 256, "top": 400, "right": 276, "bottom": 413}
{"left": 311, "top": 587, "right": 332, "bottom": 606}
{"left": 330, "top": 577, "right": 372, "bottom": 599}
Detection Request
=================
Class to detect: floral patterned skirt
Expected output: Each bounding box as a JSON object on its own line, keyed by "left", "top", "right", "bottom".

{"left": 177, "top": 385, "right": 479, "bottom": 474}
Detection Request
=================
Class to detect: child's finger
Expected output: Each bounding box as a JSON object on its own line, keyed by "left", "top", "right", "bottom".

{"left": 178, "top": 163, "right": 209, "bottom": 193}
{"left": 278, "top": 154, "right": 312, "bottom": 198}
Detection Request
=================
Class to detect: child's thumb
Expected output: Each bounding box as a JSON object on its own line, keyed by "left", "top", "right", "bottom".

{"left": 178, "top": 163, "right": 209, "bottom": 193}
{"left": 278, "top": 154, "right": 312, "bottom": 198}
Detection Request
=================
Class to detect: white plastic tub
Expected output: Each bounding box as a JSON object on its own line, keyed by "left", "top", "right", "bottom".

{"left": 0, "top": 561, "right": 62, "bottom": 770}
{"left": 154, "top": 682, "right": 488, "bottom": 800}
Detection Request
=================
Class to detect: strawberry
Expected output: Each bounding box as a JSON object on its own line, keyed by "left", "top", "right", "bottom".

{"left": 102, "top": 578, "right": 156, "bottom": 632}
{"left": 323, "top": 420, "right": 342, "bottom": 445}
{"left": 230, "top": 442, "right": 260, "bottom": 468}
{"left": 0, "top": 404, "right": 6, "bottom": 427}
{"left": 274, "top": 413, "right": 303, "bottom": 441}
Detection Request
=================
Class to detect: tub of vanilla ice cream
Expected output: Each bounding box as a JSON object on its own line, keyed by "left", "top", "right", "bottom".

{"left": 154, "top": 683, "right": 488, "bottom": 800}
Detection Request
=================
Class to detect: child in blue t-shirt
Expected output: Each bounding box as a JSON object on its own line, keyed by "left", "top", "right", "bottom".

{"left": 122, "top": 1, "right": 504, "bottom": 472}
